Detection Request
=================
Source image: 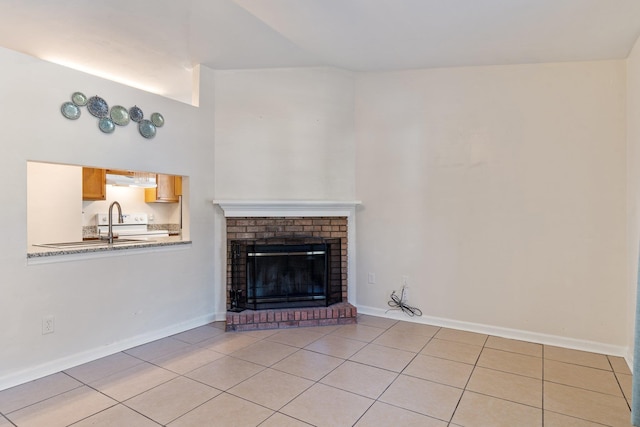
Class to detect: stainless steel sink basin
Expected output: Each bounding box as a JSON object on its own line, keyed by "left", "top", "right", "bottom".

{"left": 34, "top": 239, "right": 153, "bottom": 249}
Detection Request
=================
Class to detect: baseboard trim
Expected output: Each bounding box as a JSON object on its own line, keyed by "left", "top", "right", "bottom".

{"left": 357, "top": 305, "right": 629, "bottom": 360}
{"left": 0, "top": 313, "right": 220, "bottom": 392}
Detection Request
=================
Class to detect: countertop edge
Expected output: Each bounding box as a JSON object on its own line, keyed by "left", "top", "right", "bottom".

{"left": 27, "top": 239, "right": 192, "bottom": 264}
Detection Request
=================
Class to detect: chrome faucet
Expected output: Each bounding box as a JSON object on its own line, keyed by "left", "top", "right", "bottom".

{"left": 104, "top": 201, "right": 123, "bottom": 244}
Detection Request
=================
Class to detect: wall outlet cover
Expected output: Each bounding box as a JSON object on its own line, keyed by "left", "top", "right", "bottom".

{"left": 42, "top": 316, "right": 55, "bottom": 335}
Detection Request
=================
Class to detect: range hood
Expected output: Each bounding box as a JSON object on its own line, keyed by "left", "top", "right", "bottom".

{"left": 106, "top": 172, "right": 157, "bottom": 188}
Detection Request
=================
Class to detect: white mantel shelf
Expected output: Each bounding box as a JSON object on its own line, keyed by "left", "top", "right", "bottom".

{"left": 213, "top": 200, "right": 362, "bottom": 217}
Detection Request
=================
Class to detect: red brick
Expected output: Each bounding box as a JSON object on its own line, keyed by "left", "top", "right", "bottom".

{"left": 278, "top": 321, "right": 299, "bottom": 328}
{"left": 227, "top": 226, "right": 246, "bottom": 233}
{"left": 236, "top": 233, "right": 256, "bottom": 239}
{"left": 236, "top": 324, "right": 258, "bottom": 331}
{"left": 258, "top": 322, "right": 279, "bottom": 330}
{"left": 299, "top": 319, "right": 320, "bottom": 327}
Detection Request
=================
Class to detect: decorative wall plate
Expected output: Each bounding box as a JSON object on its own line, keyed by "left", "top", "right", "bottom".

{"left": 129, "top": 106, "right": 143, "bottom": 122}
{"left": 138, "top": 119, "right": 156, "bottom": 139}
{"left": 110, "top": 105, "right": 130, "bottom": 126}
{"left": 150, "top": 112, "right": 164, "bottom": 127}
{"left": 60, "top": 92, "right": 160, "bottom": 139}
{"left": 98, "top": 117, "right": 115, "bottom": 134}
{"left": 71, "top": 92, "right": 88, "bottom": 106}
{"left": 61, "top": 102, "right": 81, "bottom": 120}
{"left": 87, "top": 96, "right": 109, "bottom": 118}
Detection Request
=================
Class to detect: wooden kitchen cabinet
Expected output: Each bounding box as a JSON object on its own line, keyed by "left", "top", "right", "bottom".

{"left": 82, "top": 167, "right": 106, "bottom": 200}
{"left": 145, "top": 174, "right": 182, "bottom": 203}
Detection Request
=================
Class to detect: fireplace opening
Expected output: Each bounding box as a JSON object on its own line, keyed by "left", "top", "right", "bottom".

{"left": 248, "top": 242, "right": 327, "bottom": 309}
{"left": 230, "top": 237, "right": 342, "bottom": 311}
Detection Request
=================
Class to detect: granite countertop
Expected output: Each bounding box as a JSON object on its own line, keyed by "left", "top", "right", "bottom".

{"left": 28, "top": 236, "right": 191, "bottom": 259}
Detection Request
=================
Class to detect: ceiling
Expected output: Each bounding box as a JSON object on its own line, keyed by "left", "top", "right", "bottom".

{"left": 2, "top": 0, "right": 640, "bottom": 104}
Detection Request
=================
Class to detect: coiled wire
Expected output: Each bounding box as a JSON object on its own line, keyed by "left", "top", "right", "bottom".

{"left": 386, "top": 287, "right": 423, "bottom": 317}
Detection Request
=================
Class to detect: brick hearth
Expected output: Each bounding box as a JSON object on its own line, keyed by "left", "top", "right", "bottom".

{"left": 225, "top": 302, "right": 357, "bottom": 332}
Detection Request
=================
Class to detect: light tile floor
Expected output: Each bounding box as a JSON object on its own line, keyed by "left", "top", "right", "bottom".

{"left": 0, "top": 314, "right": 633, "bottom": 426}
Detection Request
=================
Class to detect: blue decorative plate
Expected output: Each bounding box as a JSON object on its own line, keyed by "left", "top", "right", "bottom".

{"left": 71, "top": 92, "right": 88, "bottom": 106}
{"left": 138, "top": 119, "right": 156, "bottom": 139}
{"left": 129, "top": 105, "right": 143, "bottom": 122}
{"left": 150, "top": 112, "right": 164, "bottom": 127}
{"left": 110, "top": 105, "right": 130, "bottom": 126}
{"left": 87, "top": 96, "right": 109, "bottom": 118}
{"left": 99, "top": 117, "right": 115, "bottom": 134}
{"left": 61, "top": 102, "right": 81, "bottom": 120}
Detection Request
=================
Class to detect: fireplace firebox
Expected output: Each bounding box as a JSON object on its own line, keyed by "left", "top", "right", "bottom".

{"left": 230, "top": 237, "right": 342, "bottom": 311}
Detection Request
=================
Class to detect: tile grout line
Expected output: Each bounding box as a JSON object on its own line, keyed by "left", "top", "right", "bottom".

{"left": 448, "top": 333, "right": 490, "bottom": 425}
{"left": 541, "top": 343, "right": 545, "bottom": 427}
{"left": 350, "top": 322, "right": 442, "bottom": 426}
{"left": 608, "top": 355, "right": 632, "bottom": 411}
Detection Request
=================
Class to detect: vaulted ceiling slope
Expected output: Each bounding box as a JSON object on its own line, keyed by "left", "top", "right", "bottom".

{"left": 2, "top": 0, "right": 639, "bottom": 103}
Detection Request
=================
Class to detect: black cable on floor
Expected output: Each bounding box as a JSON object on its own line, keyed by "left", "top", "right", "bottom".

{"left": 386, "top": 286, "right": 423, "bottom": 317}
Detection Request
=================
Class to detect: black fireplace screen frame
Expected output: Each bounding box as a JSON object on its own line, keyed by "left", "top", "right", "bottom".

{"left": 230, "top": 237, "right": 342, "bottom": 311}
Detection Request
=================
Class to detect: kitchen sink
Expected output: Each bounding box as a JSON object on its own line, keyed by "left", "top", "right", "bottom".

{"left": 34, "top": 239, "right": 154, "bottom": 249}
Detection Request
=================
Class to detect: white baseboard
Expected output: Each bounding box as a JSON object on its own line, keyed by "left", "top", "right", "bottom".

{"left": 0, "top": 313, "right": 221, "bottom": 392}
{"left": 357, "top": 305, "right": 630, "bottom": 362}
{"left": 3, "top": 307, "right": 632, "bottom": 392}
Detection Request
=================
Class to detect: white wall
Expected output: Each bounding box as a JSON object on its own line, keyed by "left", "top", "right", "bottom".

{"left": 213, "top": 67, "right": 355, "bottom": 200}
{"left": 627, "top": 36, "right": 640, "bottom": 363}
{"left": 27, "top": 162, "right": 83, "bottom": 245}
{"left": 355, "top": 61, "right": 627, "bottom": 351}
{"left": 0, "top": 47, "right": 217, "bottom": 390}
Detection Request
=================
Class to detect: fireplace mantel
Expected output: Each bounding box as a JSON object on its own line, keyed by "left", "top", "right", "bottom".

{"left": 213, "top": 200, "right": 361, "bottom": 218}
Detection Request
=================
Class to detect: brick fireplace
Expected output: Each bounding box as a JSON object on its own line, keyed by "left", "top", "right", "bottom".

{"left": 213, "top": 200, "right": 360, "bottom": 332}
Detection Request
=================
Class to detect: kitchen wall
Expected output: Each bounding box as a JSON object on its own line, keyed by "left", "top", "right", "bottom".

{"left": 0, "top": 47, "right": 216, "bottom": 390}
{"left": 354, "top": 61, "right": 627, "bottom": 353}
{"left": 627, "top": 36, "right": 640, "bottom": 362}
{"left": 82, "top": 184, "right": 181, "bottom": 226}
{"left": 27, "top": 162, "right": 83, "bottom": 245}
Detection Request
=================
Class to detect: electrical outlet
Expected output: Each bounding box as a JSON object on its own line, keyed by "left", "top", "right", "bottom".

{"left": 42, "top": 316, "right": 55, "bottom": 335}
{"left": 368, "top": 272, "right": 376, "bottom": 284}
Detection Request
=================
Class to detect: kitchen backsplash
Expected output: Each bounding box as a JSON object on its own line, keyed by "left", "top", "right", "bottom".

{"left": 83, "top": 224, "right": 181, "bottom": 238}
{"left": 82, "top": 185, "right": 180, "bottom": 227}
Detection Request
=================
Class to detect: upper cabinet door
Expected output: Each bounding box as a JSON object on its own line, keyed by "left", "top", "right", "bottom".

{"left": 82, "top": 167, "right": 106, "bottom": 200}
{"left": 145, "top": 174, "right": 182, "bottom": 203}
